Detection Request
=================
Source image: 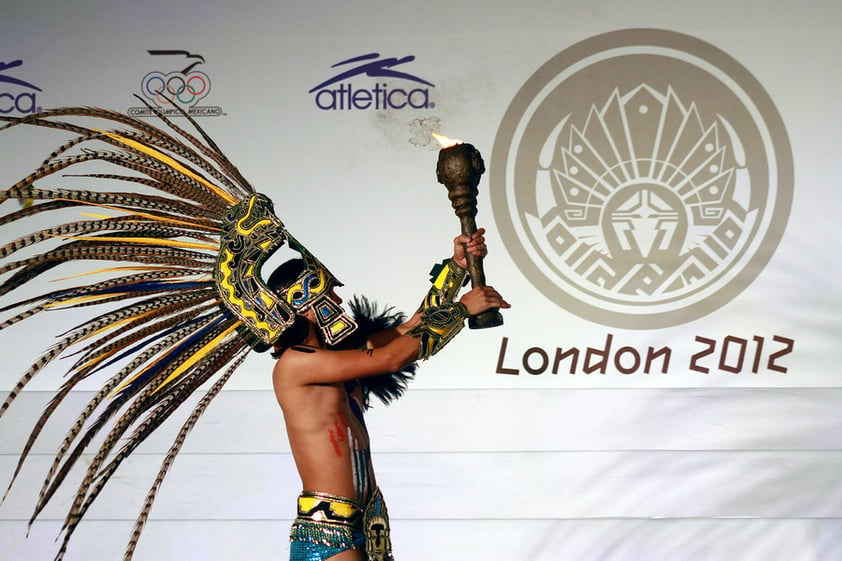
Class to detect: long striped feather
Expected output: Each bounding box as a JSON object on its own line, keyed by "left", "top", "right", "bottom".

{"left": 1, "top": 298, "right": 219, "bottom": 502}
{"left": 0, "top": 103, "right": 265, "bottom": 561}
{"left": 0, "top": 199, "right": 76, "bottom": 226}
{"left": 90, "top": 148, "right": 235, "bottom": 210}
{"left": 124, "top": 347, "right": 248, "bottom": 561}
{"left": 23, "top": 317, "right": 225, "bottom": 515}
{"left": 51, "top": 316, "right": 239, "bottom": 537}
{"left": 0, "top": 268, "right": 204, "bottom": 328}
{"left": 0, "top": 215, "right": 215, "bottom": 260}
{"left": 3, "top": 144, "right": 228, "bottom": 215}
{"left": 3, "top": 186, "right": 220, "bottom": 220}
{"left": 2, "top": 107, "right": 250, "bottom": 200}
{"left": 65, "top": 293, "right": 218, "bottom": 366}
{"left": 28, "top": 313, "right": 232, "bottom": 525}
{"left": 129, "top": 95, "right": 254, "bottom": 196}
{"left": 72, "top": 335, "right": 246, "bottom": 528}
{"left": 1, "top": 289, "right": 213, "bottom": 421}
{"left": 0, "top": 242, "right": 212, "bottom": 277}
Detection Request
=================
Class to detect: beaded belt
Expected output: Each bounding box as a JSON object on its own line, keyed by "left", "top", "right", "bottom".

{"left": 291, "top": 489, "right": 393, "bottom": 561}
{"left": 296, "top": 491, "right": 364, "bottom": 528}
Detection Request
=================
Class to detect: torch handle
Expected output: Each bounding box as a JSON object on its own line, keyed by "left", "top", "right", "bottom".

{"left": 458, "top": 214, "right": 504, "bottom": 329}
{"left": 459, "top": 215, "right": 487, "bottom": 286}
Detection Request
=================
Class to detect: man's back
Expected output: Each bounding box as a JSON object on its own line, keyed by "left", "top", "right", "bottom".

{"left": 273, "top": 361, "right": 375, "bottom": 503}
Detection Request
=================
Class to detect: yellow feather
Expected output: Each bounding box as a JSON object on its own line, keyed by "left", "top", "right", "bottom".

{"left": 48, "top": 234, "right": 219, "bottom": 251}
{"left": 95, "top": 130, "right": 238, "bottom": 205}
{"left": 61, "top": 200, "right": 223, "bottom": 232}
{"left": 52, "top": 265, "right": 206, "bottom": 281}
{"left": 109, "top": 321, "right": 240, "bottom": 398}
{"left": 45, "top": 292, "right": 129, "bottom": 308}
{"left": 151, "top": 322, "right": 241, "bottom": 394}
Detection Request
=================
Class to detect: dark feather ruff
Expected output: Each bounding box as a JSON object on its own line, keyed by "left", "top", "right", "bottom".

{"left": 331, "top": 295, "right": 417, "bottom": 409}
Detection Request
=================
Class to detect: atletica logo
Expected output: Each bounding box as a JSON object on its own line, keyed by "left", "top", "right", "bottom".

{"left": 310, "top": 53, "right": 435, "bottom": 111}
{"left": 491, "top": 29, "right": 793, "bottom": 329}
{"left": 129, "top": 50, "right": 222, "bottom": 117}
{"left": 0, "top": 59, "right": 43, "bottom": 114}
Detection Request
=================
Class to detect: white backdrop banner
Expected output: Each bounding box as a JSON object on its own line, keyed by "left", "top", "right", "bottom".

{"left": 1, "top": 1, "right": 840, "bottom": 560}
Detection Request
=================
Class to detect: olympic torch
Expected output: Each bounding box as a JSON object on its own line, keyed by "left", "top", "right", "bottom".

{"left": 433, "top": 133, "right": 504, "bottom": 329}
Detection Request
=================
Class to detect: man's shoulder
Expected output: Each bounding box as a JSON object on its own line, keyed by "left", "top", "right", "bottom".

{"left": 272, "top": 344, "right": 335, "bottom": 386}
{"left": 275, "top": 344, "right": 323, "bottom": 364}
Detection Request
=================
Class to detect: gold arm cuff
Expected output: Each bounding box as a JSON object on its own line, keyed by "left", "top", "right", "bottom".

{"left": 406, "top": 301, "right": 468, "bottom": 359}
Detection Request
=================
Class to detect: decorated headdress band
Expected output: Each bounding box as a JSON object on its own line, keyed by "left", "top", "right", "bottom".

{"left": 215, "top": 192, "right": 356, "bottom": 349}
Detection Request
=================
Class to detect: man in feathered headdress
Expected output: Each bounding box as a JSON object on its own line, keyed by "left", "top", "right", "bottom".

{"left": 0, "top": 102, "right": 508, "bottom": 561}
{"left": 267, "top": 229, "right": 507, "bottom": 561}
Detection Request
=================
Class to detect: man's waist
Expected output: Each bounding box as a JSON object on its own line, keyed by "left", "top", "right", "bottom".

{"left": 296, "top": 490, "right": 365, "bottom": 528}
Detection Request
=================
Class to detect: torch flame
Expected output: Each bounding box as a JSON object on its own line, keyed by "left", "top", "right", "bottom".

{"left": 432, "top": 132, "right": 463, "bottom": 149}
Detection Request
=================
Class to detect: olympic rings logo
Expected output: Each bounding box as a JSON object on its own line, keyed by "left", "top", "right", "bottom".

{"left": 141, "top": 71, "right": 211, "bottom": 107}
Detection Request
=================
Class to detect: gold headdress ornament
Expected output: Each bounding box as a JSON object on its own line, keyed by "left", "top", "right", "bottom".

{"left": 0, "top": 98, "right": 356, "bottom": 560}
{"left": 216, "top": 192, "right": 356, "bottom": 349}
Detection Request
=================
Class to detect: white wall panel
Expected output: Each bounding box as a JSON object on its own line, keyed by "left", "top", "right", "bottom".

{"left": 4, "top": 518, "right": 840, "bottom": 561}
{"left": 3, "top": 388, "right": 840, "bottom": 455}
{"left": 1, "top": 1, "right": 840, "bottom": 560}
{"left": 3, "top": 449, "right": 840, "bottom": 520}
{"left": 391, "top": 519, "right": 842, "bottom": 561}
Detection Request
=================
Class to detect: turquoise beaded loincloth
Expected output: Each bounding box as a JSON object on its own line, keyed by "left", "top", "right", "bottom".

{"left": 289, "top": 489, "right": 393, "bottom": 561}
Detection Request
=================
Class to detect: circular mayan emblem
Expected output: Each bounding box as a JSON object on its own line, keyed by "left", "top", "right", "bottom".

{"left": 491, "top": 29, "right": 793, "bottom": 328}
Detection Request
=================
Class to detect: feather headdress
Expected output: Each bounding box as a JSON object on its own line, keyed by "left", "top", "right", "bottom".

{"left": 0, "top": 100, "right": 358, "bottom": 560}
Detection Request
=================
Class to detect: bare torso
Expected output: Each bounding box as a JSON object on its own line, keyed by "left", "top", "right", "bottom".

{"left": 268, "top": 231, "right": 506, "bottom": 561}
{"left": 273, "top": 351, "right": 375, "bottom": 503}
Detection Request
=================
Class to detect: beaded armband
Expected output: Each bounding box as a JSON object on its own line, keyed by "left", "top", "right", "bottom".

{"left": 406, "top": 258, "right": 469, "bottom": 359}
